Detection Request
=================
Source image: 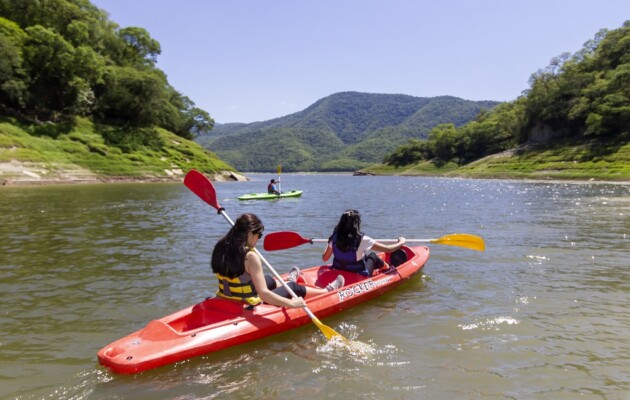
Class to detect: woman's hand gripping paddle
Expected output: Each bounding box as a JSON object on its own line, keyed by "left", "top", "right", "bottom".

{"left": 183, "top": 169, "right": 346, "bottom": 341}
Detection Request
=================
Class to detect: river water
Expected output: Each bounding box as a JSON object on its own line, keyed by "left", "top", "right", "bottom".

{"left": 1, "top": 174, "right": 629, "bottom": 399}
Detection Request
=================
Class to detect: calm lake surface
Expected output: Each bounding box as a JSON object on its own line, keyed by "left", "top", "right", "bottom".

{"left": 1, "top": 174, "right": 629, "bottom": 400}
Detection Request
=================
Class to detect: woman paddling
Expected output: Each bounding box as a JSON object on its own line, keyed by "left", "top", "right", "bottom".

{"left": 267, "top": 179, "right": 281, "bottom": 195}
{"left": 212, "top": 213, "right": 344, "bottom": 308}
{"left": 322, "top": 209, "right": 406, "bottom": 276}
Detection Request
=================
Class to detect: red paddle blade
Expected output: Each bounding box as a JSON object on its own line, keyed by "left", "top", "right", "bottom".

{"left": 263, "top": 231, "right": 312, "bottom": 251}
{"left": 184, "top": 169, "right": 221, "bottom": 210}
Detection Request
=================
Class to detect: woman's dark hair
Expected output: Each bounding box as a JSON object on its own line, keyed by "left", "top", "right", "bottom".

{"left": 332, "top": 209, "right": 362, "bottom": 251}
{"left": 211, "top": 213, "right": 264, "bottom": 278}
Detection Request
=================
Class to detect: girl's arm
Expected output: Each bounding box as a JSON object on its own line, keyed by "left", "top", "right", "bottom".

{"left": 246, "top": 252, "right": 306, "bottom": 308}
{"left": 322, "top": 242, "right": 332, "bottom": 261}
{"left": 371, "top": 237, "right": 406, "bottom": 253}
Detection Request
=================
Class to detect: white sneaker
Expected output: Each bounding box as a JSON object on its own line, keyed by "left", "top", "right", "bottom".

{"left": 326, "top": 275, "right": 345, "bottom": 291}
{"left": 288, "top": 266, "right": 300, "bottom": 283}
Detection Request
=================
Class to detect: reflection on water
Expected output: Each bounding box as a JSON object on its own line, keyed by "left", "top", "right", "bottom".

{"left": 1, "top": 176, "right": 629, "bottom": 399}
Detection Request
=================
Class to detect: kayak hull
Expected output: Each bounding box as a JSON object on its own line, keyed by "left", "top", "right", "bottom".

{"left": 238, "top": 190, "right": 303, "bottom": 200}
{"left": 97, "top": 245, "right": 429, "bottom": 374}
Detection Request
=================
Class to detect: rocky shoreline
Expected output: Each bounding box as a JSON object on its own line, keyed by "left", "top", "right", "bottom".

{"left": 0, "top": 161, "right": 248, "bottom": 186}
{"left": 4, "top": 161, "right": 627, "bottom": 187}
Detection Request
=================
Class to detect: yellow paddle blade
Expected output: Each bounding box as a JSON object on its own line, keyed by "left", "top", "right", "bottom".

{"left": 431, "top": 233, "right": 485, "bottom": 252}
{"left": 311, "top": 315, "right": 347, "bottom": 341}
{"left": 277, "top": 164, "right": 282, "bottom": 175}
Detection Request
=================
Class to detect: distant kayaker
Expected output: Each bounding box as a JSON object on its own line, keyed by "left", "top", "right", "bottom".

{"left": 267, "top": 179, "right": 281, "bottom": 195}
{"left": 322, "top": 209, "right": 406, "bottom": 276}
{"left": 212, "top": 213, "right": 344, "bottom": 308}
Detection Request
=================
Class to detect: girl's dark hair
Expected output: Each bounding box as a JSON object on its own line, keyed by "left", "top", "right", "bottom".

{"left": 211, "top": 213, "right": 264, "bottom": 278}
{"left": 332, "top": 209, "right": 362, "bottom": 251}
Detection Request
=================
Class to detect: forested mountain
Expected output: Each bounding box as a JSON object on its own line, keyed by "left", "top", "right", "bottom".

{"left": 383, "top": 21, "right": 630, "bottom": 169}
{"left": 197, "top": 92, "right": 499, "bottom": 171}
{"left": 0, "top": 0, "right": 228, "bottom": 182}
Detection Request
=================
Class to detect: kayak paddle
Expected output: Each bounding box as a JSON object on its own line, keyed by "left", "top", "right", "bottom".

{"left": 264, "top": 231, "right": 486, "bottom": 252}
{"left": 183, "top": 169, "right": 346, "bottom": 341}
{"left": 277, "top": 163, "right": 282, "bottom": 193}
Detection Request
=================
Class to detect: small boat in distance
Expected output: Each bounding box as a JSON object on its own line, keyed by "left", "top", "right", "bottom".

{"left": 239, "top": 164, "right": 303, "bottom": 200}
{"left": 238, "top": 190, "right": 303, "bottom": 200}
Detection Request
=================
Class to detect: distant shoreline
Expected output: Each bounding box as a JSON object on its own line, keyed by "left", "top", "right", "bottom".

{"left": 0, "top": 161, "right": 247, "bottom": 186}
{"left": 2, "top": 176, "right": 185, "bottom": 186}
{"left": 3, "top": 168, "right": 628, "bottom": 187}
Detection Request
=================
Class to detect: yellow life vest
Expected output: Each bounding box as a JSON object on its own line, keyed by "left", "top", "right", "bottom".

{"left": 215, "top": 273, "right": 262, "bottom": 305}
{"left": 215, "top": 249, "right": 262, "bottom": 305}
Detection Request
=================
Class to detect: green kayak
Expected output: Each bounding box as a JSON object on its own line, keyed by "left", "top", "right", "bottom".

{"left": 237, "top": 190, "right": 303, "bottom": 201}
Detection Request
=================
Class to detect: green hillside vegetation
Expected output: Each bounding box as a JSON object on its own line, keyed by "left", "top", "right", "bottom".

{"left": 371, "top": 134, "right": 630, "bottom": 181}
{"left": 197, "top": 92, "right": 499, "bottom": 171}
{"left": 372, "top": 21, "right": 630, "bottom": 180}
{"left": 454, "top": 134, "right": 630, "bottom": 180}
{"left": 0, "top": 117, "right": 232, "bottom": 182}
{"left": 0, "top": 0, "right": 227, "bottom": 183}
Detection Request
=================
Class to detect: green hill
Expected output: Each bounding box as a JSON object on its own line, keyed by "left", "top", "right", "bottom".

{"left": 365, "top": 134, "right": 630, "bottom": 181}
{"left": 373, "top": 21, "right": 630, "bottom": 181}
{"left": 0, "top": 0, "right": 231, "bottom": 184}
{"left": 197, "top": 92, "right": 499, "bottom": 171}
{"left": 0, "top": 117, "right": 234, "bottom": 185}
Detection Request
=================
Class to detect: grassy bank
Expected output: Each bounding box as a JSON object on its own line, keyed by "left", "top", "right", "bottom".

{"left": 3, "top": 118, "right": 628, "bottom": 184}
{"left": 0, "top": 117, "right": 235, "bottom": 185}
{"left": 363, "top": 135, "right": 630, "bottom": 181}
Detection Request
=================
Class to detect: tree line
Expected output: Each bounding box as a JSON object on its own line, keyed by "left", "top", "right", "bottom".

{"left": 384, "top": 21, "right": 630, "bottom": 167}
{"left": 0, "top": 0, "right": 212, "bottom": 142}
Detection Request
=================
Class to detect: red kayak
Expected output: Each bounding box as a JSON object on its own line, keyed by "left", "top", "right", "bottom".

{"left": 97, "top": 245, "right": 429, "bottom": 374}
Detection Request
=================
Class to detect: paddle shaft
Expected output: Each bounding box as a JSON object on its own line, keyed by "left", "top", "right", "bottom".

{"left": 300, "top": 238, "right": 429, "bottom": 243}
{"left": 263, "top": 230, "right": 484, "bottom": 252}
{"left": 216, "top": 209, "right": 319, "bottom": 321}
{"left": 303, "top": 237, "right": 484, "bottom": 251}
{"left": 277, "top": 164, "right": 282, "bottom": 193}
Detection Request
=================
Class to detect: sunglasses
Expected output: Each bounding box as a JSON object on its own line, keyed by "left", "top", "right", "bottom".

{"left": 253, "top": 230, "right": 264, "bottom": 239}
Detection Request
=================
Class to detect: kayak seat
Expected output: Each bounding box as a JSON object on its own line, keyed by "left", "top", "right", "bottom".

{"left": 388, "top": 248, "right": 408, "bottom": 267}
{"left": 313, "top": 269, "right": 351, "bottom": 289}
{"left": 184, "top": 298, "right": 245, "bottom": 331}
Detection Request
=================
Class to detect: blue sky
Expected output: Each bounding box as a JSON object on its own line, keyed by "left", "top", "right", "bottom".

{"left": 90, "top": 0, "right": 629, "bottom": 124}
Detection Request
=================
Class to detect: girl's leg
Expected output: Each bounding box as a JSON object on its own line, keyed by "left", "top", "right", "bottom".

{"left": 269, "top": 275, "right": 343, "bottom": 299}
{"left": 264, "top": 274, "right": 278, "bottom": 290}
{"left": 272, "top": 281, "right": 307, "bottom": 298}
{"left": 364, "top": 252, "right": 385, "bottom": 276}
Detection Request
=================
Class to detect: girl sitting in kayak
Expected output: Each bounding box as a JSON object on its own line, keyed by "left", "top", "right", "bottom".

{"left": 212, "top": 213, "right": 344, "bottom": 308}
{"left": 322, "top": 209, "right": 406, "bottom": 276}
